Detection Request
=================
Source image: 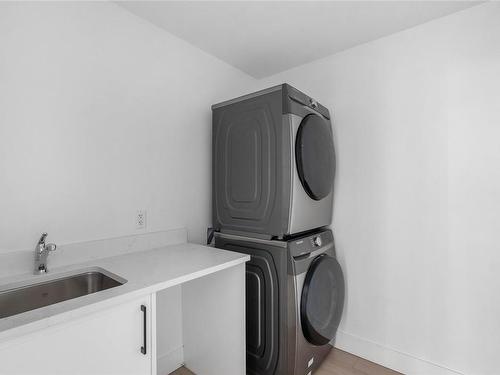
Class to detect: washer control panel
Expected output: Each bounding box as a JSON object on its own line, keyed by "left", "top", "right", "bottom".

{"left": 312, "top": 236, "right": 322, "bottom": 247}
{"left": 289, "top": 230, "right": 333, "bottom": 258}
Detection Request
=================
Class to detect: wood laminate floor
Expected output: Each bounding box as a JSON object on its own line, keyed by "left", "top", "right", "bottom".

{"left": 169, "top": 367, "right": 195, "bottom": 375}
{"left": 168, "top": 348, "right": 402, "bottom": 375}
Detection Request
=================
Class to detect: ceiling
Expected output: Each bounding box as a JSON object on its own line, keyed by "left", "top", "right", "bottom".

{"left": 118, "top": 1, "right": 480, "bottom": 78}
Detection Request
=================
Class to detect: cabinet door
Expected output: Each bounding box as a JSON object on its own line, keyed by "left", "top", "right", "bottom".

{"left": 0, "top": 295, "right": 152, "bottom": 375}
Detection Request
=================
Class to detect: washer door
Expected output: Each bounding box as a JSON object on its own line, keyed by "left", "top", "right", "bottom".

{"left": 300, "top": 254, "right": 344, "bottom": 345}
{"left": 295, "top": 114, "right": 335, "bottom": 201}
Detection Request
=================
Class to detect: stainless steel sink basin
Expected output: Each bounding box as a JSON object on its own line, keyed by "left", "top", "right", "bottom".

{"left": 0, "top": 269, "right": 126, "bottom": 319}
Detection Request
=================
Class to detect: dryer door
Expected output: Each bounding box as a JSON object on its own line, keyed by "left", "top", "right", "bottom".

{"left": 295, "top": 114, "right": 335, "bottom": 201}
{"left": 300, "top": 254, "right": 344, "bottom": 345}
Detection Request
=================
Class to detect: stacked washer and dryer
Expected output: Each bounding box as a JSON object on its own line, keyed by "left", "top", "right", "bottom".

{"left": 212, "top": 84, "right": 345, "bottom": 375}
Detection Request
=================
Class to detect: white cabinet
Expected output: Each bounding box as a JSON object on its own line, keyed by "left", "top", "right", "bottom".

{"left": 0, "top": 295, "right": 152, "bottom": 375}
{"left": 156, "top": 263, "right": 246, "bottom": 375}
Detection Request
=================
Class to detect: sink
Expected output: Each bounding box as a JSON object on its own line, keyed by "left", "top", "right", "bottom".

{"left": 0, "top": 269, "right": 126, "bottom": 319}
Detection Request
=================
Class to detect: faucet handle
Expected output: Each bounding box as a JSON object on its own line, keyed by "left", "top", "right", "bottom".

{"left": 38, "top": 232, "right": 48, "bottom": 245}
{"left": 46, "top": 243, "right": 57, "bottom": 252}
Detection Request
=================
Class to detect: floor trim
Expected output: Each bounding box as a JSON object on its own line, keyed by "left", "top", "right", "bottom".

{"left": 334, "top": 330, "right": 465, "bottom": 375}
{"left": 158, "top": 346, "right": 184, "bottom": 375}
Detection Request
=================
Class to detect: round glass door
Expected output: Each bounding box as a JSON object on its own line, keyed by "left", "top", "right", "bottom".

{"left": 300, "top": 254, "right": 345, "bottom": 345}
{"left": 295, "top": 114, "right": 335, "bottom": 201}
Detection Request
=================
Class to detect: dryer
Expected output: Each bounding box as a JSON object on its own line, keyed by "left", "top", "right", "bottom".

{"left": 215, "top": 229, "right": 344, "bottom": 375}
{"left": 212, "top": 84, "right": 335, "bottom": 239}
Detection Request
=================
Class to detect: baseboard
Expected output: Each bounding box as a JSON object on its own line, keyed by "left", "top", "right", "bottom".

{"left": 157, "top": 346, "right": 184, "bottom": 375}
{"left": 334, "top": 330, "right": 465, "bottom": 375}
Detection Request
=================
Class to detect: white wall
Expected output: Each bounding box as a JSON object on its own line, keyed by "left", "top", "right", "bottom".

{"left": 0, "top": 2, "right": 253, "bottom": 252}
{"left": 259, "top": 3, "right": 500, "bottom": 375}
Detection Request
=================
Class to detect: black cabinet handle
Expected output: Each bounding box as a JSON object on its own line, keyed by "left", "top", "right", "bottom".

{"left": 140, "top": 304, "right": 147, "bottom": 355}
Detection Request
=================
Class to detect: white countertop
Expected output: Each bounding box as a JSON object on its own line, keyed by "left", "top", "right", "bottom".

{"left": 0, "top": 243, "right": 249, "bottom": 343}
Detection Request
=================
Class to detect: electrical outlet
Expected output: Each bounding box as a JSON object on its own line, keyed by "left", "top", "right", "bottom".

{"left": 136, "top": 209, "right": 146, "bottom": 230}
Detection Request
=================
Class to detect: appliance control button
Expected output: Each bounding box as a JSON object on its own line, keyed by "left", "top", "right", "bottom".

{"left": 309, "top": 98, "right": 318, "bottom": 109}
{"left": 312, "top": 236, "right": 322, "bottom": 247}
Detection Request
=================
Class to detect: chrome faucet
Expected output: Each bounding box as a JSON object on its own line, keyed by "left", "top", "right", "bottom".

{"left": 34, "top": 232, "right": 57, "bottom": 274}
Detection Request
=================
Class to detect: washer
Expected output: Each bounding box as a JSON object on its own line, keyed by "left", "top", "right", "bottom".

{"left": 212, "top": 84, "right": 335, "bottom": 239}
{"left": 288, "top": 230, "right": 345, "bottom": 375}
{"left": 215, "top": 229, "right": 344, "bottom": 375}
